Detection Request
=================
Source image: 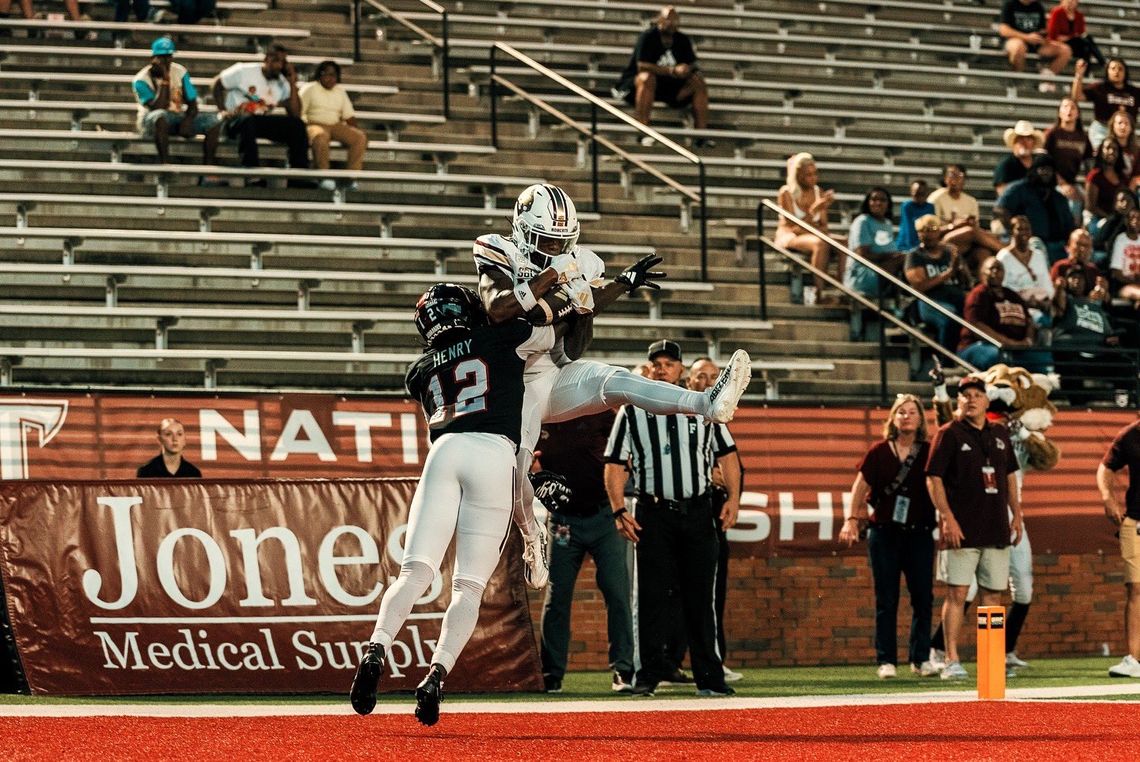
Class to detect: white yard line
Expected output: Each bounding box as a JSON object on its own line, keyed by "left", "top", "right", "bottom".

{"left": 1, "top": 683, "right": 1138, "bottom": 717}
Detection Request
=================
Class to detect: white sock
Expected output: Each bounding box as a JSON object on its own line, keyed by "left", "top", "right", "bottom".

{"left": 431, "top": 577, "right": 486, "bottom": 675}
{"left": 369, "top": 560, "right": 434, "bottom": 646}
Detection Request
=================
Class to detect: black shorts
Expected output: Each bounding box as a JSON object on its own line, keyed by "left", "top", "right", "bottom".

{"left": 622, "top": 75, "right": 694, "bottom": 108}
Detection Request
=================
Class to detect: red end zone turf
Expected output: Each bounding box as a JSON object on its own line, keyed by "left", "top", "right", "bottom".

{"left": 2, "top": 702, "right": 1135, "bottom": 760}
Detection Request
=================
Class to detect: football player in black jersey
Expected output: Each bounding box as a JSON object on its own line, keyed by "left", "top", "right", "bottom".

{"left": 350, "top": 283, "right": 575, "bottom": 726}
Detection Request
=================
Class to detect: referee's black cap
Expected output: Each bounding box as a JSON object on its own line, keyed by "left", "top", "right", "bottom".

{"left": 647, "top": 339, "right": 682, "bottom": 362}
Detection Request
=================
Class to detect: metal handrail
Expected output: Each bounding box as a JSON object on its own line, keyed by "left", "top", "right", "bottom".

{"left": 759, "top": 199, "right": 999, "bottom": 347}
{"left": 362, "top": 0, "right": 450, "bottom": 119}
{"left": 489, "top": 41, "right": 709, "bottom": 280}
{"left": 760, "top": 234, "right": 979, "bottom": 372}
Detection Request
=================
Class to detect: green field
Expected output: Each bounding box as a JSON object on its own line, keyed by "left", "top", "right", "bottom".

{"left": 1, "top": 657, "right": 1137, "bottom": 705}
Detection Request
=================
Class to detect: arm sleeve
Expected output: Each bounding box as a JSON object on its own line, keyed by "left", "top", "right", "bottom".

{"left": 182, "top": 72, "right": 198, "bottom": 102}
{"left": 339, "top": 87, "right": 356, "bottom": 120}
{"left": 133, "top": 78, "right": 156, "bottom": 106}
{"left": 1110, "top": 235, "right": 1126, "bottom": 270}
{"left": 1000, "top": 2, "right": 1016, "bottom": 28}
{"left": 849, "top": 215, "right": 870, "bottom": 249}
{"left": 604, "top": 407, "right": 632, "bottom": 464}
{"left": 677, "top": 34, "right": 697, "bottom": 66}
{"left": 925, "top": 427, "right": 951, "bottom": 479}
{"left": 635, "top": 30, "right": 656, "bottom": 64}
{"left": 1102, "top": 429, "right": 1133, "bottom": 470}
{"left": 1003, "top": 430, "right": 1020, "bottom": 474}
{"left": 1046, "top": 7, "right": 1062, "bottom": 39}
{"left": 218, "top": 63, "right": 242, "bottom": 91}
{"left": 963, "top": 288, "right": 986, "bottom": 330}
{"left": 712, "top": 423, "right": 737, "bottom": 457}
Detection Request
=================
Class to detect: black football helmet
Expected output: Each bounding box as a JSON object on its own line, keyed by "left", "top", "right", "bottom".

{"left": 413, "top": 283, "right": 486, "bottom": 346}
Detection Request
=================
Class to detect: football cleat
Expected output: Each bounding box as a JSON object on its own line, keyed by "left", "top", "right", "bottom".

{"left": 349, "top": 642, "right": 384, "bottom": 716}
{"left": 706, "top": 349, "right": 751, "bottom": 424}
{"left": 414, "top": 667, "right": 445, "bottom": 726}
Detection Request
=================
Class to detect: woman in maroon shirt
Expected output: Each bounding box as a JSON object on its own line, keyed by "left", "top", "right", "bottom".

{"left": 1072, "top": 57, "right": 1140, "bottom": 149}
{"left": 839, "top": 394, "right": 938, "bottom": 679}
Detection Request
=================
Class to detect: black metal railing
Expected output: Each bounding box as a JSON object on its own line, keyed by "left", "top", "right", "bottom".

{"left": 489, "top": 42, "right": 709, "bottom": 280}
{"left": 361, "top": 0, "right": 450, "bottom": 119}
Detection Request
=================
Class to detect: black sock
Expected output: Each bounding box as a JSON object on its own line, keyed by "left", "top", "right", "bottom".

{"left": 430, "top": 664, "right": 448, "bottom": 681}
{"left": 1006, "top": 602, "right": 1031, "bottom": 653}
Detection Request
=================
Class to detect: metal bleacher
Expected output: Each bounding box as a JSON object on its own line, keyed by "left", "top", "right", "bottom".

{"left": 1, "top": 0, "right": 1127, "bottom": 400}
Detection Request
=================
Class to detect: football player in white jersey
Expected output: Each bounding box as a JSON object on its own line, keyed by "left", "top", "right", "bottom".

{"left": 473, "top": 183, "right": 752, "bottom": 589}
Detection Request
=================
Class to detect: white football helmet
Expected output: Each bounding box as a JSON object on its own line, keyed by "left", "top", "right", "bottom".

{"left": 511, "top": 184, "right": 580, "bottom": 266}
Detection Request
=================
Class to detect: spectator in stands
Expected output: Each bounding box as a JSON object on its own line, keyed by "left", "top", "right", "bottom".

{"left": 1086, "top": 138, "right": 1129, "bottom": 227}
{"left": 840, "top": 393, "right": 938, "bottom": 680}
{"left": 213, "top": 43, "right": 310, "bottom": 186}
{"left": 895, "top": 179, "right": 934, "bottom": 253}
{"left": 845, "top": 188, "right": 904, "bottom": 298}
{"left": 929, "top": 164, "right": 1003, "bottom": 270}
{"left": 1071, "top": 58, "right": 1140, "bottom": 150}
{"left": 1093, "top": 188, "right": 1137, "bottom": 262}
{"left": 996, "top": 215, "right": 1055, "bottom": 325}
{"left": 926, "top": 375, "right": 1024, "bottom": 681}
{"left": 0, "top": 0, "right": 32, "bottom": 18}
{"left": 1052, "top": 262, "right": 1117, "bottom": 350}
{"left": 775, "top": 152, "right": 841, "bottom": 304}
{"left": 114, "top": 0, "right": 150, "bottom": 22}
{"left": 133, "top": 37, "right": 221, "bottom": 168}
{"left": 169, "top": 0, "right": 216, "bottom": 24}
{"left": 299, "top": 60, "right": 368, "bottom": 191}
{"left": 137, "top": 418, "right": 202, "bottom": 478}
{"left": 993, "top": 153, "right": 1076, "bottom": 263}
{"left": 1109, "top": 208, "right": 1140, "bottom": 307}
{"left": 994, "top": 120, "right": 1044, "bottom": 198}
{"left": 1045, "top": 97, "right": 1092, "bottom": 213}
{"left": 1051, "top": 228, "right": 1110, "bottom": 302}
{"left": 613, "top": 6, "right": 711, "bottom": 149}
{"left": 1096, "top": 418, "right": 1140, "bottom": 678}
{"left": 1106, "top": 109, "right": 1140, "bottom": 183}
{"left": 959, "top": 257, "right": 1051, "bottom": 372}
{"left": 905, "top": 214, "right": 972, "bottom": 351}
{"left": 1047, "top": 0, "right": 1104, "bottom": 69}
{"left": 998, "top": 0, "right": 1072, "bottom": 93}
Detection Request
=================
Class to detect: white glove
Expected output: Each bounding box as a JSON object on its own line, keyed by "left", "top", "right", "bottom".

{"left": 562, "top": 275, "right": 595, "bottom": 313}
{"left": 548, "top": 253, "right": 580, "bottom": 280}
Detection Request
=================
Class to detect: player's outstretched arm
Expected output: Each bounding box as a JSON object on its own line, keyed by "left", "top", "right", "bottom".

{"left": 592, "top": 254, "right": 667, "bottom": 314}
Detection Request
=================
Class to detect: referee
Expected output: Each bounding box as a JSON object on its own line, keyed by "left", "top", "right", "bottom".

{"left": 603, "top": 339, "right": 741, "bottom": 697}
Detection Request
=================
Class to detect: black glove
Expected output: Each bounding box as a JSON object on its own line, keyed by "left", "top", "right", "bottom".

{"left": 530, "top": 471, "right": 573, "bottom": 512}
{"left": 615, "top": 254, "right": 666, "bottom": 295}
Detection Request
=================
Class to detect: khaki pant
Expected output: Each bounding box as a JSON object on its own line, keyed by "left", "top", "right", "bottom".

{"left": 306, "top": 122, "right": 367, "bottom": 170}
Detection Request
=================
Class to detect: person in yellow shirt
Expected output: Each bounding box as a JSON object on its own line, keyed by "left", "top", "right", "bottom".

{"left": 299, "top": 60, "right": 369, "bottom": 189}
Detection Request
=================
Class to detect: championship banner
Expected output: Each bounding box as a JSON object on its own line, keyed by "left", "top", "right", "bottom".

{"left": 0, "top": 479, "right": 541, "bottom": 696}
{"left": 0, "top": 392, "right": 1133, "bottom": 555}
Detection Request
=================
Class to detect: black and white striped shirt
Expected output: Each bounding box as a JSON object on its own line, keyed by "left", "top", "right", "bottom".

{"left": 604, "top": 406, "right": 736, "bottom": 501}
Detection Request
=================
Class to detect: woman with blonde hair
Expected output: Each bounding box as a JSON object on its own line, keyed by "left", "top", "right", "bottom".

{"left": 839, "top": 394, "right": 939, "bottom": 679}
{"left": 774, "top": 152, "right": 843, "bottom": 304}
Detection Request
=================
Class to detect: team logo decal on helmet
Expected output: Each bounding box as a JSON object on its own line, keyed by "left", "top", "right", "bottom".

{"left": 413, "top": 283, "right": 485, "bottom": 345}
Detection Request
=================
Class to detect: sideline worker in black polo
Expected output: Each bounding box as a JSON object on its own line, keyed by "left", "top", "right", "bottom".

{"left": 603, "top": 339, "right": 741, "bottom": 696}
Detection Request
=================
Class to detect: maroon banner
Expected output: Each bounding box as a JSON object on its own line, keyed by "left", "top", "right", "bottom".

{"left": 0, "top": 479, "right": 541, "bottom": 696}
{"left": 0, "top": 392, "right": 1134, "bottom": 555}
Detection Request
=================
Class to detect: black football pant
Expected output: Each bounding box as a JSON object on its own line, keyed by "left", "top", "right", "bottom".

{"left": 634, "top": 493, "right": 724, "bottom": 691}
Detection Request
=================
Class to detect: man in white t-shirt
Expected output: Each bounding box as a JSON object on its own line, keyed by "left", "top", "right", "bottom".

{"left": 211, "top": 42, "right": 309, "bottom": 183}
